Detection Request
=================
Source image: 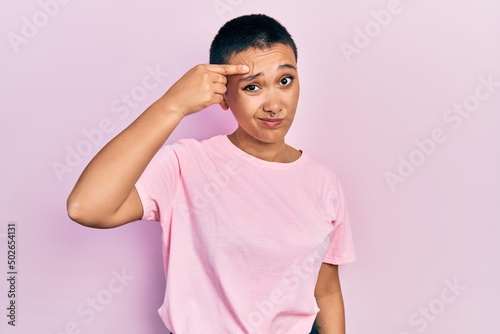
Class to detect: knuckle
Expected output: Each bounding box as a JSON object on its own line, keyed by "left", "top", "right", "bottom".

{"left": 214, "top": 95, "right": 223, "bottom": 104}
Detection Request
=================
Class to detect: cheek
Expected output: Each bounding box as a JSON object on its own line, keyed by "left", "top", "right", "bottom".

{"left": 229, "top": 92, "right": 262, "bottom": 112}
{"left": 287, "top": 88, "right": 300, "bottom": 108}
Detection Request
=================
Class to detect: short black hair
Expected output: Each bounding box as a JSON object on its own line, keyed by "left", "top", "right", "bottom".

{"left": 209, "top": 14, "right": 298, "bottom": 65}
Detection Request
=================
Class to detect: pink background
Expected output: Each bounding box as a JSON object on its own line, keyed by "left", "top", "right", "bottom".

{"left": 1, "top": 0, "right": 499, "bottom": 333}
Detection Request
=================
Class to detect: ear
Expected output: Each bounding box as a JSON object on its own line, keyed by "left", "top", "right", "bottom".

{"left": 220, "top": 96, "right": 230, "bottom": 111}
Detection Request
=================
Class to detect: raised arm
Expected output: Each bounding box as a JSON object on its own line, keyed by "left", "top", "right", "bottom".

{"left": 66, "top": 64, "right": 249, "bottom": 228}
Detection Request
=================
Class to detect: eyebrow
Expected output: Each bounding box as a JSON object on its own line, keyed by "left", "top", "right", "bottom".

{"left": 239, "top": 63, "right": 297, "bottom": 82}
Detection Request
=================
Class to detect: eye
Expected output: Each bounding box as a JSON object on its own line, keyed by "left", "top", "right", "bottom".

{"left": 243, "top": 84, "right": 260, "bottom": 91}
{"left": 280, "top": 76, "right": 294, "bottom": 86}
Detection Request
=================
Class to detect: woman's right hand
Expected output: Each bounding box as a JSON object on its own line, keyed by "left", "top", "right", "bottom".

{"left": 160, "top": 64, "right": 250, "bottom": 117}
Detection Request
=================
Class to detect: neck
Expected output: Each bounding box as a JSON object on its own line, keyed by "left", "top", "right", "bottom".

{"left": 227, "top": 129, "right": 298, "bottom": 163}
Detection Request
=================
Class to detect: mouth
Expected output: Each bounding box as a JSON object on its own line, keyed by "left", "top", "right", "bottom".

{"left": 258, "top": 118, "right": 284, "bottom": 128}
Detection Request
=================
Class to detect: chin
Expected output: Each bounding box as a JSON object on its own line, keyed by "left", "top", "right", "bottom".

{"left": 256, "top": 130, "right": 289, "bottom": 144}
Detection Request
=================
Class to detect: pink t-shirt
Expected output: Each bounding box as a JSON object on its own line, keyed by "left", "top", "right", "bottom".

{"left": 135, "top": 135, "right": 356, "bottom": 334}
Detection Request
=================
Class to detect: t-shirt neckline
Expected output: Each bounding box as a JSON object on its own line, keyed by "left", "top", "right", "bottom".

{"left": 216, "top": 135, "right": 306, "bottom": 169}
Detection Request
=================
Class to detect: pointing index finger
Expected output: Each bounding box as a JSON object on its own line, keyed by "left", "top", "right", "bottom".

{"left": 209, "top": 64, "right": 250, "bottom": 76}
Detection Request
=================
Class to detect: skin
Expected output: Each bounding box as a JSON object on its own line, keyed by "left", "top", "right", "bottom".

{"left": 67, "top": 43, "right": 345, "bottom": 334}
{"left": 67, "top": 63, "right": 249, "bottom": 227}
{"left": 221, "top": 43, "right": 302, "bottom": 163}
{"left": 223, "top": 47, "right": 346, "bottom": 332}
{"left": 315, "top": 262, "right": 346, "bottom": 333}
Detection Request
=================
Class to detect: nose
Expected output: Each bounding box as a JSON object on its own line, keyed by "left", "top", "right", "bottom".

{"left": 262, "top": 88, "right": 283, "bottom": 115}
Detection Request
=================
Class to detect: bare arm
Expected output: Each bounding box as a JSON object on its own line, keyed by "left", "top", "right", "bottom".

{"left": 67, "top": 64, "right": 249, "bottom": 228}
{"left": 314, "top": 263, "right": 346, "bottom": 334}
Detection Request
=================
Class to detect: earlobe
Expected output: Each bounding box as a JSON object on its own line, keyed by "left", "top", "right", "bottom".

{"left": 220, "top": 98, "right": 229, "bottom": 111}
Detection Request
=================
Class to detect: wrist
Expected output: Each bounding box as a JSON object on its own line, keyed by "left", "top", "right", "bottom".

{"left": 152, "top": 96, "right": 187, "bottom": 121}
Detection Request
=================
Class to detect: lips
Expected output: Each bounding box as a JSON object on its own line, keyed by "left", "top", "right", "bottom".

{"left": 258, "top": 118, "right": 284, "bottom": 128}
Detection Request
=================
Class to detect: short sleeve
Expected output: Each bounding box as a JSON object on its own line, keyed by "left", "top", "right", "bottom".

{"left": 134, "top": 142, "right": 186, "bottom": 222}
{"left": 322, "top": 177, "right": 357, "bottom": 265}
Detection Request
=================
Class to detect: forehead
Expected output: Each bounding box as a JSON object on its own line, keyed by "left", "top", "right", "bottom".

{"left": 226, "top": 44, "right": 297, "bottom": 68}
